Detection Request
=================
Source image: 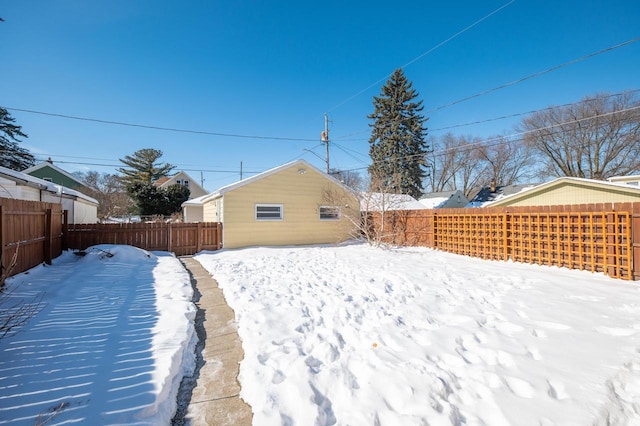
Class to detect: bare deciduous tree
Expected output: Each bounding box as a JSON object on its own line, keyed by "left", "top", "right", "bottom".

{"left": 475, "top": 134, "right": 535, "bottom": 187}
{"left": 427, "top": 133, "right": 488, "bottom": 197}
{"left": 0, "top": 247, "right": 44, "bottom": 340}
{"left": 74, "top": 171, "right": 134, "bottom": 221}
{"left": 520, "top": 91, "right": 640, "bottom": 179}
{"left": 427, "top": 132, "right": 537, "bottom": 198}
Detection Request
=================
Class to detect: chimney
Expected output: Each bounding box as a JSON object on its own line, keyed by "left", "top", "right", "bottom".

{"left": 490, "top": 179, "right": 496, "bottom": 193}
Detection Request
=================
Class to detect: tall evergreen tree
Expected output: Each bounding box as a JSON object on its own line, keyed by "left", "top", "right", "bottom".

{"left": 0, "top": 107, "right": 35, "bottom": 171}
{"left": 367, "top": 68, "right": 428, "bottom": 199}
{"left": 117, "top": 148, "right": 175, "bottom": 187}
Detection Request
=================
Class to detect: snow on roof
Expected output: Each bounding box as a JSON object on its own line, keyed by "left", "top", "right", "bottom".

{"left": 0, "top": 165, "right": 98, "bottom": 205}
{"left": 484, "top": 176, "right": 640, "bottom": 207}
{"left": 181, "top": 193, "right": 209, "bottom": 207}
{"left": 202, "top": 159, "right": 354, "bottom": 203}
{"left": 419, "top": 196, "right": 449, "bottom": 209}
{"left": 468, "top": 183, "right": 538, "bottom": 207}
{"left": 361, "top": 192, "right": 426, "bottom": 211}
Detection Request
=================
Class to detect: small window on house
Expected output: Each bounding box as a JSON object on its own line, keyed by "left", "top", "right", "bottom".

{"left": 183, "top": 180, "right": 190, "bottom": 188}
{"left": 256, "top": 204, "right": 283, "bottom": 221}
{"left": 319, "top": 206, "right": 341, "bottom": 220}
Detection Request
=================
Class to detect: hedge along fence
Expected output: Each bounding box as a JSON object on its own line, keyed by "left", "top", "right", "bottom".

{"left": 369, "top": 202, "right": 640, "bottom": 281}
{"left": 0, "top": 198, "right": 64, "bottom": 278}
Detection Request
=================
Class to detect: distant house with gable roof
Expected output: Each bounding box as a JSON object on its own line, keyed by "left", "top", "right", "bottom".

{"left": 23, "top": 159, "right": 91, "bottom": 195}
{"left": 154, "top": 171, "right": 207, "bottom": 200}
{"left": 485, "top": 177, "right": 640, "bottom": 207}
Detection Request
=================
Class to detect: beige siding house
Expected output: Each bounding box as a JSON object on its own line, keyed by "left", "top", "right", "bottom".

{"left": 187, "top": 160, "right": 359, "bottom": 249}
{"left": 155, "top": 171, "right": 207, "bottom": 199}
{"left": 486, "top": 177, "right": 640, "bottom": 207}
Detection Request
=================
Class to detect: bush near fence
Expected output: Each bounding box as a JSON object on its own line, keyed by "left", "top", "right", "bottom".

{"left": 369, "top": 202, "right": 640, "bottom": 281}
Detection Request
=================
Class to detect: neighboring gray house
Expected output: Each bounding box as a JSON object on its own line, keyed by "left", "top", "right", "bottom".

{"left": 466, "top": 183, "right": 539, "bottom": 207}
{"left": 419, "top": 190, "right": 468, "bottom": 209}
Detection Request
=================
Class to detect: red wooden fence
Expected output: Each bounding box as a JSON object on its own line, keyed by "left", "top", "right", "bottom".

{"left": 371, "top": 202, "right": 640, "bottom": 281}
{"left": 64, "top": 222, "right": 222, "bottom": 256}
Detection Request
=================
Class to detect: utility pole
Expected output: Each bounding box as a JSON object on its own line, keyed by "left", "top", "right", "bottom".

{"left": 240, "top": 161, "right": 243, "bottom": 180}
{"left": 322, "top": 113, "right": 330, "bottom": 173}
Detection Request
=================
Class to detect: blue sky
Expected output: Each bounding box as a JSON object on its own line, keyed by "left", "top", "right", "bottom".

{"left": 2, "top": 1, "right": 639, "bottom": 191}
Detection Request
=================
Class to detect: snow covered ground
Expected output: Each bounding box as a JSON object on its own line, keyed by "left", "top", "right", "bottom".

{"left": 195, "top": 243, "right": 640, "bottom": 425}
{"left": 0, "top": 245, "right": 196, "bottom": 425}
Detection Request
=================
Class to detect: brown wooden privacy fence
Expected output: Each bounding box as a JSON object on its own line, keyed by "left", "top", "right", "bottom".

{"left": 0, "top": 198, "right": 64, "bottom": 277}
{"left": 64, "top": 222, "right": 223, "bottom": 256}
{"left": 371, "top": 202, "right": 640, "bottom": 281}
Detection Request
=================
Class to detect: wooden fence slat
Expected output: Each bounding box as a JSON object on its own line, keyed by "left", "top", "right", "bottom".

{"left": 370, "top": 203, "right": 637, "bottom": 281}
{"left": 64, "top": 222, "right": 222, "bottom": 257}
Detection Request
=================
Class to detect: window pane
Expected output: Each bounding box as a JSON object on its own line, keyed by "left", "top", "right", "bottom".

{"left": 320, "top": 206, "right": 340, "bottom": 220}
{"left": 256, "top": 204, "right": 283, "bottom": 220}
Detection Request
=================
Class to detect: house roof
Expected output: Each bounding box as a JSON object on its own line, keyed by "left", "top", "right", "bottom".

{"left": 0, "top": 166, "right": 98, "bottom": 205}
{"left": 154, "top": 176, "right": 171, "bottom": 186}
{"left": 485, "top": 177, "right": 640, "bottom": 207}
{"left": 181, "top": 194, "right": 209, "bottom": 207}
{"left": 419, "top": 190, "right": 464, "bottom": 209}
{"left": 200, "top": 159, "right": 354, "bottom": 203}
{"left": 154, "top": 171, "right": 207, "bottom": 195}
{"left": 22, "top": 161, "right": 88, "bottom": 187}
{"left": 361, "top": 192, "right": 426, "bottom": 211}
{"left": 467, "top": 183, "right": 539, "bottom": 207}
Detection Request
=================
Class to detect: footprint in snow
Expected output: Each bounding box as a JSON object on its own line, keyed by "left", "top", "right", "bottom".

{"left": 547, "top": 379, "right": 569, "bottom": 400}
{"left": 504, "top": 376, "right": 536, "bottom": 398}
{"left": 272, "top": 370, "right": 286, "bottom": 384}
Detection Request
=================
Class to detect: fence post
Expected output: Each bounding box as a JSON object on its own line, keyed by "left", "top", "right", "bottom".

{"left": 0, "top": 205, "right": 4, "bottom": 275}
{"left": 61, "top": 210, "right": 69, "bottom": 250}
{"left": 217, "top": 223, "right": 223, "bottom": 250}
{"left": 196, "top": 222, "right": 202, "bottom": 253}
{"left": 167, "top": 222, "right": 173, "bottom": 253}
{"left": 44, "top": 208, "right": 53, "bottom": 265}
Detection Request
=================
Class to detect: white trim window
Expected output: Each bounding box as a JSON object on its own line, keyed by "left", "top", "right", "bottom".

{"left": 319, "top": 205, "right": 341, "bottom": 221}
{"left": 255, "top": 204, "right": 283, "bottom": 221}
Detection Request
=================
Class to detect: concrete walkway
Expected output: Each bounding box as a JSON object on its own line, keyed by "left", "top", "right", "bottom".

{"left": 175, "top": 257, "right": 253, "bottom": 426}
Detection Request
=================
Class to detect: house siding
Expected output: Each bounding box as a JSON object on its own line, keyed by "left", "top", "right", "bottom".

{"left": 0, "top": 178, "right": 41, "bottom": 201}
{"left": 26, "top": 166, "right": 86, "bottom": 191}
{"left": 220, "top": 166, "right": 357, "bottom": 249}
{"left": 183, "top": 205, "right": 204, "bottom": 222}
{"left": 161, "top": 171, "right": 208, "bottom": 199}
{"left": 495, "top": 183, "right": 640, "bottom": 207}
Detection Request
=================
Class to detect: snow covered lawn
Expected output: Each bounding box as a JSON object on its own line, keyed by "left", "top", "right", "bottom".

{"left": 0, "top": 245, "right": 196, "bottom": 425}
{"left": 195, "top": 243, "right": 640, "bottom": 425}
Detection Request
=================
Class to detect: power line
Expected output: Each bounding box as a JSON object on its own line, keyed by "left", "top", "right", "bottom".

{"left": 425, "top": 36, "right": 640, "bottom": 114}
{"left": 428, "top": 89, "right": 640, "bottom": 133}
{"left": 326, "top": 0, "right": 517, "bottom": 113}
{"left": 2, "top": 107, "right": 320, "bottom": 142}
{"left": 337, "top": 105, "right": 640, "bottom": 172}
{"left": 332, "top": 88, "right": 640, "bottom": 142}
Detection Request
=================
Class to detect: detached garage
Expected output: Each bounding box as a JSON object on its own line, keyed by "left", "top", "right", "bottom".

{"left": 186, "top": 160, "right": 359, "bottom": 249}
